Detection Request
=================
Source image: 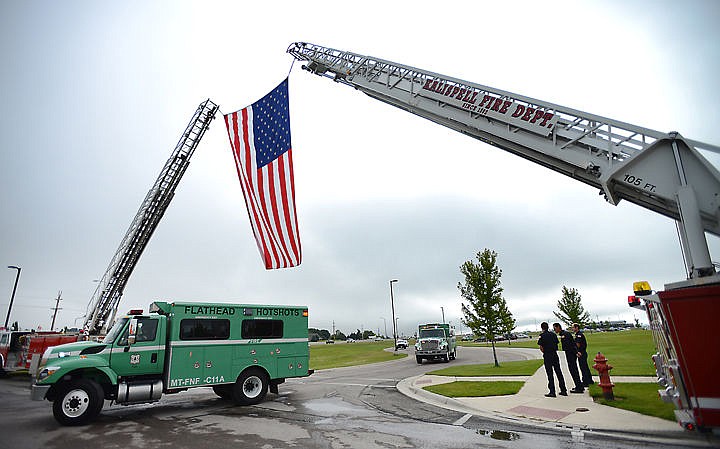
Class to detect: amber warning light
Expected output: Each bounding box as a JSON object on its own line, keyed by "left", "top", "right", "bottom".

{"left": 633, "top": 281, "right": 652, "bottom": 296}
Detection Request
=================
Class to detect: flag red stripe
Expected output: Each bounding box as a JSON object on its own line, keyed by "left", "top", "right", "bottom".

{"left": 230, "top": 109, "right": 271, "bottom": 267}
{"left": 287, "top": 149, "right": 301, "bottom": 262}
{"left": 270, "top": 156, "right": 292, "bottom": 267}
{"left": 277, "top": 152, "right": 299, "bottom": 262}
{"left": 257, "top": 162, "right": 283, "bottom": 268}
{"left": 240, "top": 109, "right": 274, "bottom": 267}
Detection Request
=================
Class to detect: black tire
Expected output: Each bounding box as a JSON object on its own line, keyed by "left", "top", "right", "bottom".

{"left": 52, "top": 379, "right": 104, "bottom": 426}
{"left": 232, "top": 368, "right": 268, "bottom": 406}
{"left": 443, "top": 352, "right": 450, "bottom": 362}
{"left": 416, "top": 355, "right": 423, "bottom": 364}
{"left": 212, "top": 384, "right": 233, "bottom": 399}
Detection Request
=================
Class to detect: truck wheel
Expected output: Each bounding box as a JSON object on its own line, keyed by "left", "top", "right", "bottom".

{"left": 52, "top": 379, "right": 104, "bottom": 426}
{"left": 450, "top": 350, "right": 456, "bottom": 360}
{"left": 233, "top": 368, "right": 268, "bottom": 405}
{"left": 212, "top": 384, "right": 233, "bottom": 399}
{"left": 416, "top": 355, "right": 423, "bottom": 364}
{"left": 443, "top": 352, "right": 450, "bottom": 362}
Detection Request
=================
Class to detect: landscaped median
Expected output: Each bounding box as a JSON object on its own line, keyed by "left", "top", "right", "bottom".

{"left": 422, "top": 359, "right": 542, "bottom": 397}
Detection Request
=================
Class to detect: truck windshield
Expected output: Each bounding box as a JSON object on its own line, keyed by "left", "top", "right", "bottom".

{"left": 419, "top": 329, "right": 445, "bottom": 338}
{"left": 102, "top": 318, "right": 129, "bottom": 344}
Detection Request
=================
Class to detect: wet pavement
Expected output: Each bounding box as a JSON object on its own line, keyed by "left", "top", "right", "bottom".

{"left": 1, "top": 345, "right": 717, "bottom": 448}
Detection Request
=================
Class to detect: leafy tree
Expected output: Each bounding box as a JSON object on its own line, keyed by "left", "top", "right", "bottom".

{"left": 553, "top": 286, "right": 590, "bottom": 327}
{"left": 458, "top": 248, "right": 515, "bottom": 367}
{"left": 309, "top": 328, "right": 332, "bottom": 340}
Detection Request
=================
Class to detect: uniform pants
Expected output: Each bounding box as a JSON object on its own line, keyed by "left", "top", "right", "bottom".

{"left": 543, "top": 352, "right": 566, "bottom": 394}
{"left": 578, "top": 351, "right": 594, "bottom": 385}
{"left": 564, "top": 351, "right": 583, "bottom": 390}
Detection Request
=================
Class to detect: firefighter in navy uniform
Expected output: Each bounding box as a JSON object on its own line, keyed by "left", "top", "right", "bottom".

{"left": 573, "top": 323, "right": 594, "bottom": 387}
{"left": 553, "top": 323, "right": 584, "bottom": 393}
{"left": 537, "top": 322, "right": 567, "bottom": 397}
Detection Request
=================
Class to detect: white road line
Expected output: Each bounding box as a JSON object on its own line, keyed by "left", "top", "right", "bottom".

{"left": 453, "top": 413, "right": 473, "bottom": 426}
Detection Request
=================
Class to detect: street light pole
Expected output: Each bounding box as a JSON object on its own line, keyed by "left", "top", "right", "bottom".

{"left": 390, "top": 279, "right": 398, "bottom": 351}
{"left": 5, "top": 266, "right": 21, "bottom": 329}
{"left": 380, "top": 317, "right": 387, "bottom": 339}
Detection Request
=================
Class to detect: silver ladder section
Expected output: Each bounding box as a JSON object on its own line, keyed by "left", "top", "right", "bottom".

{"left": 287, "top": 42, "right": 720, "bottom": 279}
{"left": 84, "top": 99, "right": 219, "bottom": 335}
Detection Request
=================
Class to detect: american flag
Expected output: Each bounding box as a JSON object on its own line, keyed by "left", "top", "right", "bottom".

{"left": 224, "top": 78, "right": 301, "bottom": 269}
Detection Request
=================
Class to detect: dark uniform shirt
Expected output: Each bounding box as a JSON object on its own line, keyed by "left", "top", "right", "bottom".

{"left": 558, "top": 329, "right": 575, "bottom": 352}
{"left": 537, "top": 330, "right": 559, "bottom": 357}
{"left": 574, "top": 329, "right": 588, "bottom": 353}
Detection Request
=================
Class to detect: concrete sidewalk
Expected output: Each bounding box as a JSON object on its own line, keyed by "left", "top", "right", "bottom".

{"left": 396, "top": 356, "right": 718, "bottom": 446}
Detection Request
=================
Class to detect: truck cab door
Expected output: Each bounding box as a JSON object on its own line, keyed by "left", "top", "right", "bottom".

{"left": 110, "top": 316, "right": 166, "bottom": 377}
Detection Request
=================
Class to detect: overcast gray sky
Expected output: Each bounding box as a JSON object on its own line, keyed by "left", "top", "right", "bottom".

{"left": 1, "top": 0, "right": 719, "bottom": 336}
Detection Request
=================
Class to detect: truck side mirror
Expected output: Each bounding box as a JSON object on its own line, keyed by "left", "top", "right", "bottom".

{"left": 127, "top": 318, "right": 138, "bottom": 345}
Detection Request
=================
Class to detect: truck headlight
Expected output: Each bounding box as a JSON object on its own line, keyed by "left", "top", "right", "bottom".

{"left": 37, "top": 366, "right": 61, "bottom": 381}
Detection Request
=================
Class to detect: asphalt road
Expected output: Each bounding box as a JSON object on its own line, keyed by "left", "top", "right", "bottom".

{"left": 0, "top": 345, "right": 709, "bottom": 448}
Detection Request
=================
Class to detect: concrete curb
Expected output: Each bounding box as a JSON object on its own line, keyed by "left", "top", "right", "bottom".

{"left": 397, "top": 373, "right": 717, "bottom": 447}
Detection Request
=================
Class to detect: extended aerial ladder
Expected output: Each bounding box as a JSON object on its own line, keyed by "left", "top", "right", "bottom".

{"left": 287, "top": 42, "right": 720, "bottom": 281}
{"left": 288, "top": 42, "right": 720, "bottom": 431}
{"left": 83, "top": 100, "right": 219, "bottom": 335}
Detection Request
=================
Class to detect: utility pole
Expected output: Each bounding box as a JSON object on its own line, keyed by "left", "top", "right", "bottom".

{"left": 389, "top": 279, "right": 398, "bottom": 352}
{"left": 50, "top": 291, "right": 62, "bottom": 331}
{"left": 5, "top": 266, "right": 21, "bottom": 329}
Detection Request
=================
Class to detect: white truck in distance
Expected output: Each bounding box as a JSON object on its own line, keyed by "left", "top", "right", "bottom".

{"left": 415, "top": 323, "right": 456, "bottom": 364}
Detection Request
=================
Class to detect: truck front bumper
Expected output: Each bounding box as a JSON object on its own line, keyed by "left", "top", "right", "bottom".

{"left": 30, "top": 384, "right": 50, "bottom": 401}
{"left": 415, "top": 350, "right": 446, "bottom": 357}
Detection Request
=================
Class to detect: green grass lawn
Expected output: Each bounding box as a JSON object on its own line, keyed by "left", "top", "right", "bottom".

{"left": 460, "top": 329, "right": 655, "bottom": 375}
{"left": 309, "top": 341, "right": 406, "bottom": 370}
{"left": 424, "top": 381, "right": 524, "bottom": 397}
{"left": 589, "top": 383, "right": 676, "bottom": 421}
{"left": 426, "top": 359, "right": 543, "bottom": 376}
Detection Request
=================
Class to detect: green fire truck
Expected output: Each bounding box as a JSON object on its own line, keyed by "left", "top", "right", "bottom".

{"left": 30, "top": 301, "right": 312, "bottom": 425}
{"left": 414, "top": 323, "right": 457, "bottom": 364}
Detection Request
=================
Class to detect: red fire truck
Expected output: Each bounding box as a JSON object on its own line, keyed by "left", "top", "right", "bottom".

{"left": 0, "top": 329, "right": 83, "bottom": 376}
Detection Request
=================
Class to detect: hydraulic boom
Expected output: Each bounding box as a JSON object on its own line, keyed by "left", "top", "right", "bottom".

{"left": 287, "top": 42, "right": 720, "bottom": 281}
{"left": 83, "top": 100, "right": 219, "bottom": 335}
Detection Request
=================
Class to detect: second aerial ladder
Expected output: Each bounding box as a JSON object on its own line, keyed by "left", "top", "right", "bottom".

{"left": 84, "top": 100, "right": 219, "bottom": 335}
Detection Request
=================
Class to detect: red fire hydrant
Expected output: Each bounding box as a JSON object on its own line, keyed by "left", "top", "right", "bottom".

{"left": 593, "top": 352, "right": 615, "bottom": 400}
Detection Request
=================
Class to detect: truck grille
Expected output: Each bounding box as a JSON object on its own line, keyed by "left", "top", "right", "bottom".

{"left": 421, "top": 341, "right": 439, "bottom": 351}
